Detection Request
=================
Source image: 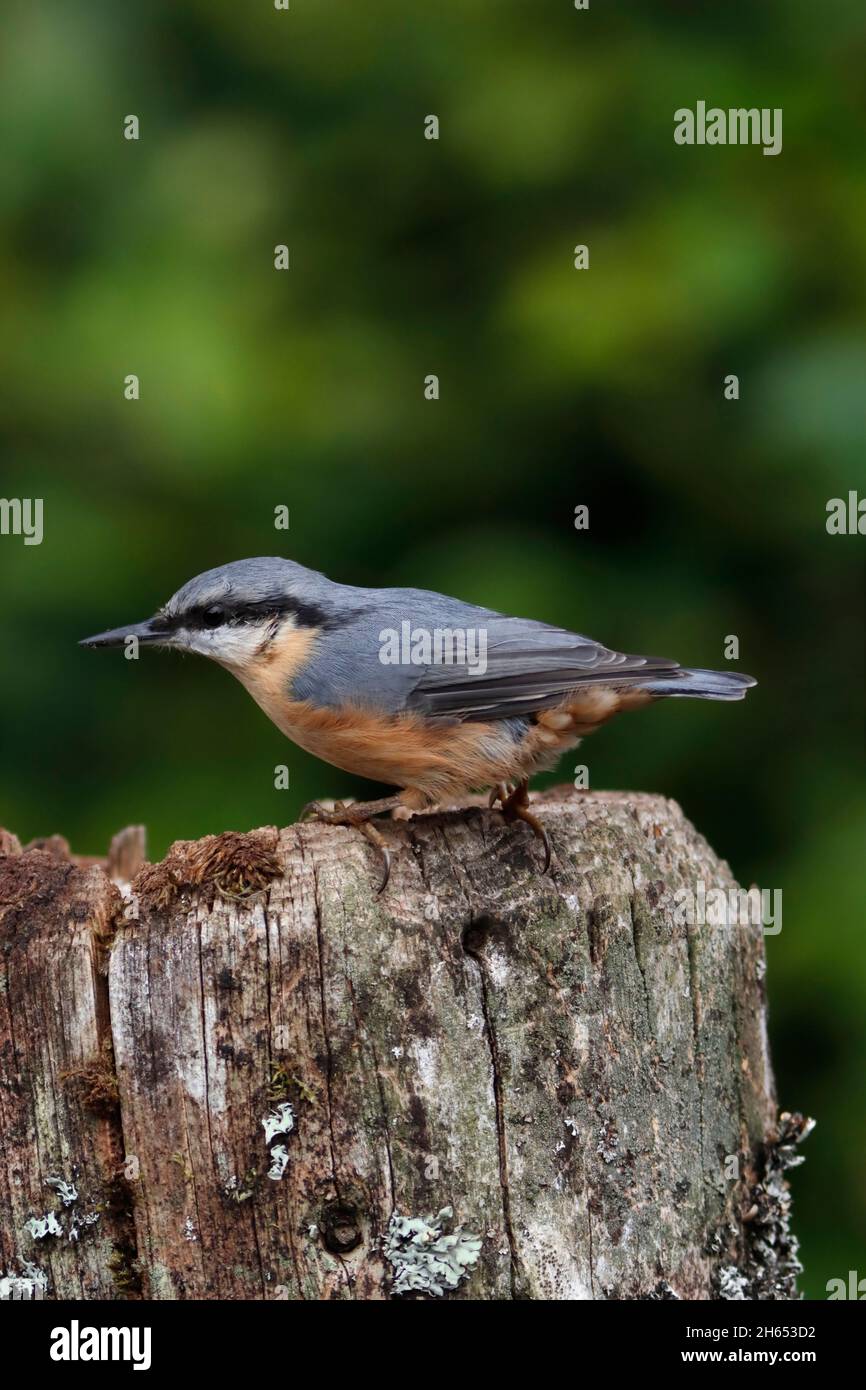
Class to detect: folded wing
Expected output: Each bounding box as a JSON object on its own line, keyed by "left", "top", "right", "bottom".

{"left": 406, "top": 618, "right": 684, "bottom": 723}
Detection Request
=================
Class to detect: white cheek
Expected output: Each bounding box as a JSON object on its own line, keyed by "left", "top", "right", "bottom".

{"left": 215, "top": 627, "right": 266, "bottom": 665}
{"left": 169, "top": 627, "right": 210, "bottom": 658}
{"left": 179, "top": 624, "right": 271, "bottom": 666}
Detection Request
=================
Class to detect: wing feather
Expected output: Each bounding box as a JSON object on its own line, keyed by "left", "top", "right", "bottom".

{"left": 406, "top": 618, "right": 682, "bottom": 722}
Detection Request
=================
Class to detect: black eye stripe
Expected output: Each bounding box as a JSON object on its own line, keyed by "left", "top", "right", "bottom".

{"left": 160, "top": 594, "right": 360, "bottom": 634}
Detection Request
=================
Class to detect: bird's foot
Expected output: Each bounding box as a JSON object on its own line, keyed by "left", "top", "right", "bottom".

{"left": 299, "top": 795, "right": 402, "bottom": 893}
{"left": 488, "top": 782, "right": 515, "bottom": 809}
{"left": 494, "top": 781, "right": 552, "bottom": 874}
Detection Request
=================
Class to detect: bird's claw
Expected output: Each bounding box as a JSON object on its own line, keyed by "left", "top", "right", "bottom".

{"left": 298, "top": 800, "right": 393, "bottom": 892}
{"left": 488, "top": 782, "right": 514, "bottom": 810}
{"left": 496, "top": 782, "right": 552, "bottom": 875}
{"left": 300, "top": 799, "right": 349, "bottom": 825}
{"left": 359, "top": 826, "right": 391, "bottom": 894}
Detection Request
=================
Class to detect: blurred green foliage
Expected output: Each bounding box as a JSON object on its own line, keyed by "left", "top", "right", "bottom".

{"left": 1, "top": 0, "right": 864, "bottom": 1298}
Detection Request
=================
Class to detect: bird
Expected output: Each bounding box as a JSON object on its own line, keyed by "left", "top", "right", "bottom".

{"left": 80, "top": 556, "right": 756, "bottom": 891}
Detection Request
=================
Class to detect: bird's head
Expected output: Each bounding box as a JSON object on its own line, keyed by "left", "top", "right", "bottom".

{"left": 79, "top": 557, "right": 340, "bottom": 670}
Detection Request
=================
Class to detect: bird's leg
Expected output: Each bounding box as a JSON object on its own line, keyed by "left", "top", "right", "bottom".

{"left": 488, "top": 782, "right": 515, "bottom": 809}
{"left": 299, "top": 794, "right": 403, "bottom": 893}
{"left": 498, "top": 781, "right": 552, "bottom": 874}
{"left": 300, "top": 793, "right": 404, "bottom": 825}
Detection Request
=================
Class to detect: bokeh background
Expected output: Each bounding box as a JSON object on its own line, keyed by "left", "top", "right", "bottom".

{"left": 1, "top": 0, "right": 863, "bottom": 1297}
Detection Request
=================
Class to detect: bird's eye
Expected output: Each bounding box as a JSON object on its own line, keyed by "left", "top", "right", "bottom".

{"left": 202, "top": 605, "right": 226, "bottom": 629}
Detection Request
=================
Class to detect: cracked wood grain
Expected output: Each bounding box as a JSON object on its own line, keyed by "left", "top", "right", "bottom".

{"left": 0, "top": 836, "right": 134, "bottom": 1298}
{"left": 0, "top": 789, "right": 786, "bottom": 1300}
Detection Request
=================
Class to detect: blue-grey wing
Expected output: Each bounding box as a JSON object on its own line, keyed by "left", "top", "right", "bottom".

{"left": 290, "top": 586, "right": 499, "bottom": 715}
{"left": 292, "top": 583, "right": 679, "bottom": 722}
{"left": 405, "top": 615, "right": 679, "bottom": 721}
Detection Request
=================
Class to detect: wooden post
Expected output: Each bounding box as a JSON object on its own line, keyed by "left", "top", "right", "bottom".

{"left": 0, "top": 790, "right": 809, "bottom": 1300}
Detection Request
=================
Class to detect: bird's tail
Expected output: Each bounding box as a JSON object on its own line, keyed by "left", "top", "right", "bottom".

{"left": 641, "top": 668, "right": 756, "bottom": 701}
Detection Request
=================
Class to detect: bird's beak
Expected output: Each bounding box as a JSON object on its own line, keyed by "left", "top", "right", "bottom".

{"left": 79, "top": 617, "right": 167, "bottom": 649}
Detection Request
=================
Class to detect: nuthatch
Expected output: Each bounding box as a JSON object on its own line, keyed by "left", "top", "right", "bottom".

{"left": 81, "top": 556, "right": 756, "bottom": 890}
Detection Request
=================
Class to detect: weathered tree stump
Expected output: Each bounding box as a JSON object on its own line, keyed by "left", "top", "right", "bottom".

{"left": 0, "top": 790, "right": 807, "bottom": 1300}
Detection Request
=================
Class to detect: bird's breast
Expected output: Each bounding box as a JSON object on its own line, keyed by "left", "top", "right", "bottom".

{"left": 228, "top": 639, "right": 635, "bottom": 798}
{"left": 230, "top": 655, "right": 533, "bottom": 798}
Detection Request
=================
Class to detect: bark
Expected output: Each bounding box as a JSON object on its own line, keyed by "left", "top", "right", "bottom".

{"left": 0, "top": 789, "right": 808, "bottom": 1301}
